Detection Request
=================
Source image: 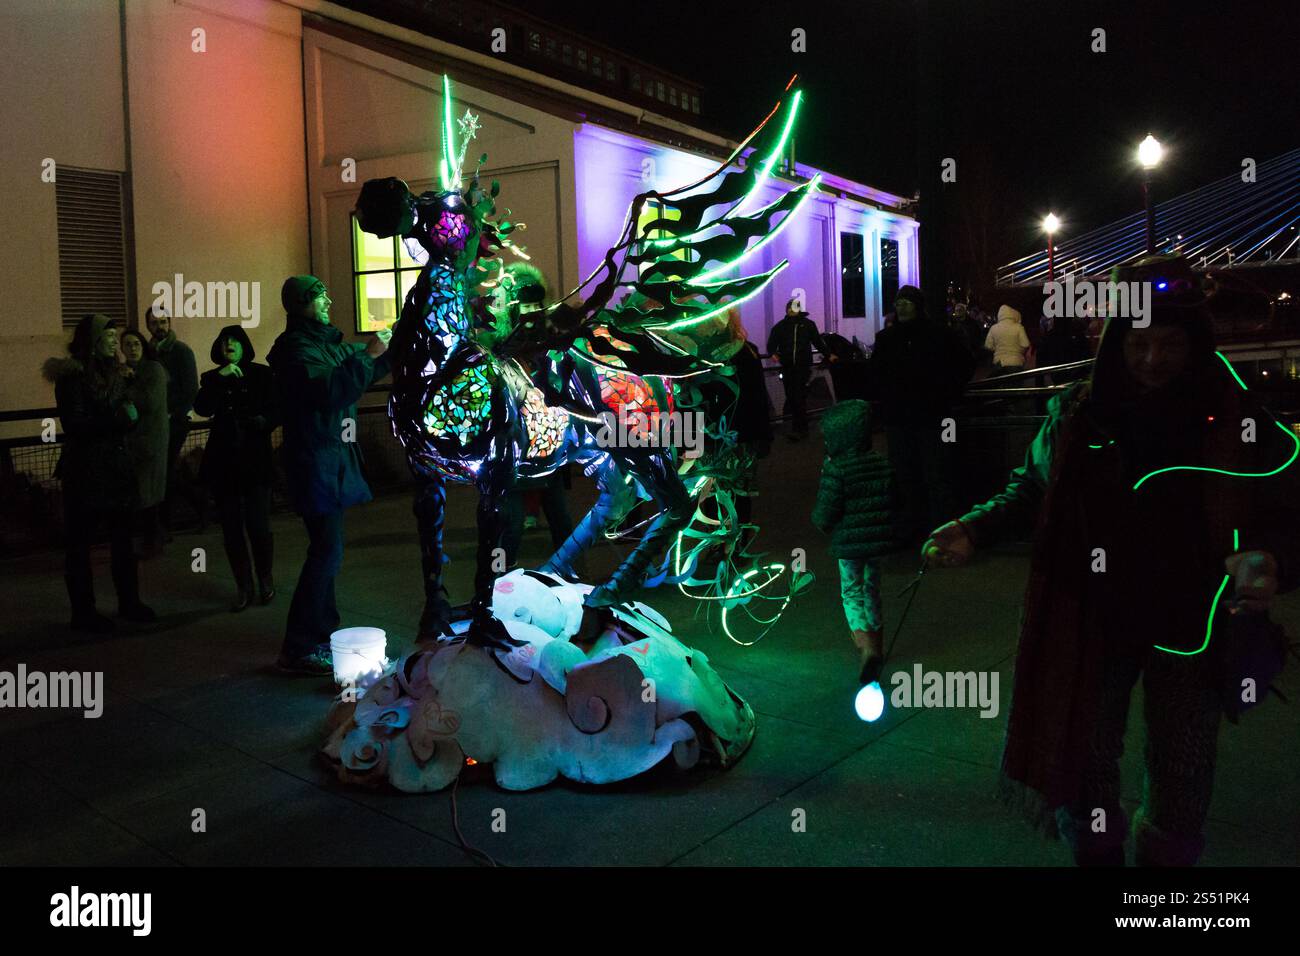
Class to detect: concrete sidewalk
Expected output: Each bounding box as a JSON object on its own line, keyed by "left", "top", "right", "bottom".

{"left": 1, "top": 430, "right": 1296, "bottom": 867}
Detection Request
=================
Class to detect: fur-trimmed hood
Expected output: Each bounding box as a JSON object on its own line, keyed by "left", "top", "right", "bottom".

{"left": 42, "top": 356, "right": 85, "bottom": 383}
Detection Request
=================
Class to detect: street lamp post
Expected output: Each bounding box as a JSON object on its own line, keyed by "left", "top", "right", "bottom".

{"left": 1138, "top": 134, "right": 1164, "bottom": 255}
{"left": 1042, "top": 213, "right": 1060, "bottom": 282}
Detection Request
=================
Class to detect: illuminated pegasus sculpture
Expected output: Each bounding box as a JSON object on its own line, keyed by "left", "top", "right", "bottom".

{"left": 353, "top": 76, "right": 817, "bottom": 645}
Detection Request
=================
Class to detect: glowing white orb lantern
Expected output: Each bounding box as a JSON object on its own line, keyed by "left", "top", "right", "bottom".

{"left": 330, "top": 627, "right": 388, "bottom": 687}
{"left": 854, "top": 681, "right": 885, "bottom": 722}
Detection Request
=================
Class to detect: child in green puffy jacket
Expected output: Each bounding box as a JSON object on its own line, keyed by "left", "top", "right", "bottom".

{"left": 811, "top": 399, "right": 901, "bottom": 683}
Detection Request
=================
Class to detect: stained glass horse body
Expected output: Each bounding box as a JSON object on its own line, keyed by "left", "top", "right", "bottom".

{"left": 353, "top": 77, "right": 811, "bottom": 641}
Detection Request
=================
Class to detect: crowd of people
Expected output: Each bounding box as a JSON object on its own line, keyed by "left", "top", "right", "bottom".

{"left": 43, "top": 277, "right": 392, "bottom": 677}
{"left": 45, "top": 257, "right": 1296, "bottom": 865}
{"left": 38, "top": 276, "right": 1133, "bottom": 666}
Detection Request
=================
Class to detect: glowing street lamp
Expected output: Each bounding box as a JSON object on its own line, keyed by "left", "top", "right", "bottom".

{"left": 1137, "top": 134, "right": 1164, "bottom": 255}
{"left": 1042, "top": 213, "right": 1060, "bottom": 281}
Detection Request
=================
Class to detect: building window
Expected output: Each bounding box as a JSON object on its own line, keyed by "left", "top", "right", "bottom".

{"left": 591, "top": 54, "right": 601, "bottom": 76}
{"left": 691, "top": 94, "right": 700, "bottom": 114}
{"left": 656, "top": 80, "right": 665, "bottom": 101}
{"left": 577, "top": 48, "right": 587, "bottom": 71}
{"left": 352, "top": 215, "right": 425, "bottom": 333}
{"left": 562, "top": 43, "right": 572, "bottom": 65}
{"left": 545, "top": 37, "right": 556, "bottom": 58}
{"left": 528, "top": 31, "right": 540, "bottom": 53}
{"left": 840, "top": 232, "right": 867, "bottom": 319}
{"left": 56, "top": 167, "right": 131, "bottom": 327}
{"left": 606, "top": 61, "right": 616, "bottom": 81}
{"left": 630, "top": 72, "right": 640, "bottom": 92}
{"left": 879, "top": 237, "right": 900, "bottom": 318}
{"left": 637, "top": 199, "right": 686, "bottom": 278}
{"left": 669, "top": 87, "right": 677, "bottom": 107}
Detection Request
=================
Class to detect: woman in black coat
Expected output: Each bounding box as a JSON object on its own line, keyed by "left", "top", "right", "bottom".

{"left": 43, "top": 314, "right": 154, "bottom": 631}
{"left": 194, "top": 325, "right": 278, "bottom": 611}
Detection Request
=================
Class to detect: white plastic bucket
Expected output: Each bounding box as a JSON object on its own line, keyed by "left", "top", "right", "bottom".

{"left": 329, "top": 627, "right": 388, "bottom": 686}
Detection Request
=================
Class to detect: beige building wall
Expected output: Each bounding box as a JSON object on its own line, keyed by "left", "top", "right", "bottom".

{"left": 0, "top": 0, "right": 308, "bottom": 438}
{"left": 127, "top": 0, "right": 308, "bottom": 376}
{"left": 0, "top": 0, "right": 127, "bottom": 433}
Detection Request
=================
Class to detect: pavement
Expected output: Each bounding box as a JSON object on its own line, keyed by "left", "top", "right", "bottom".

{"left": 1, "top": 423, "right": 1296, "bottom": 867}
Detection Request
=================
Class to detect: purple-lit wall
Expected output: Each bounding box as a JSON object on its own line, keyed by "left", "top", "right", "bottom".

{"left": 572, "top": 123, "right": 920, "bottom": 352}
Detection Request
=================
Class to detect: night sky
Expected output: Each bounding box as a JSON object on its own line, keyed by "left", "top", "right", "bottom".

{"left": 519, "top": 0, "right": 1300, "bottom": 292}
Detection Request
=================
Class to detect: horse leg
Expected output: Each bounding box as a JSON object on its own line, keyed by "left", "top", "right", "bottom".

{"left": 413, "top": 474, "right": 452, "bottom": 641}
{"left": 586, "top": 452, "right": 693, "bottom": 608}
{"left": 539, "top": 457, "right": 635, "bottom": 580}
{"left": 465, "top": 457, "right": 526, "bottom": 650}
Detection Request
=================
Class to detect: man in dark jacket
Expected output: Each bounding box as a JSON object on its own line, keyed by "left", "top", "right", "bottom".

{"left": 864, "top": 285, "right": 975, "bottom": 542}
{"left": 145, "top": 306, "right": 199, "bottom": 533}
{"left": 268, "top": 276, "right": 391, "bottom": 675}
{"left": 766, "top": 298, "right": 833, "bottom": 439}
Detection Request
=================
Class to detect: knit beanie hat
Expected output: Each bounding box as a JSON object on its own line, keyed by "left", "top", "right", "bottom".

{"left": 281, "top": 275, "right": 326, "bottom": 314}
{"left": 68, "top": 313, "right": 118, "bottom": 362}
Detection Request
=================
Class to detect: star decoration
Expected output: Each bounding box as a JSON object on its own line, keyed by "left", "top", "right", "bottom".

{"left": 458, "top": 109, "right": 481, "bottom": 141}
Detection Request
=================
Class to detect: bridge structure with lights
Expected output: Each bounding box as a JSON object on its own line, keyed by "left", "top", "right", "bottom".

{"left": 997, "top": 148, "right": 1300, "bottom": 287}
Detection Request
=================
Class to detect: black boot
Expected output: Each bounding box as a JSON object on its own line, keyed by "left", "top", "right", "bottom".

{"left": 66, "top": 569, "right": 112, "bottom": 633}
{"left": 111, "top": 520, "right": 155, "bottom": 622}
{"left": 252, "top": 535, "right": 275, "bottom": 604}
{"left": 1134, "top": 809, "right": 1204, "bottom": 867}
{"left": 231, "top": 573, "right": 254, "bottom": 613}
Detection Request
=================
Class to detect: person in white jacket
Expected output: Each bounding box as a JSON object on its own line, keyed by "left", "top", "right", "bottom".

{"left": 985, "top": 304, "right": 1031, "bottom": 373}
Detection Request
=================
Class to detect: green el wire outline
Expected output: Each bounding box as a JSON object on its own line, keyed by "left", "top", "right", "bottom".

{"left": 1154, "top": 528, "right": 1238, "bottom": 656}
{"left": 1131, "top": 352, "right": 1299, "bottom": 491}
{"left": 1141, "top": 349, "right": 1294, "bottom": 655}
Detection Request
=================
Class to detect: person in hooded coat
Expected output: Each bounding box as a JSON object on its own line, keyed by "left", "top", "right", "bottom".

{"left": 194, "top": 325, "right": 278, "bottom": 611}
{"left": 924, "top": 256, "right": 1300, "bottom": 866}
{"left": 268, "top": 276, "right": 391, "bottom": 675}
{"left": 43, "top": 314, "right": 155, "bottom": 632}
{"left": 811, "top": 399, "right": 900, "bottom": 682}
{"left": 985, "top": 304, "right": 1032, "bottom": 374}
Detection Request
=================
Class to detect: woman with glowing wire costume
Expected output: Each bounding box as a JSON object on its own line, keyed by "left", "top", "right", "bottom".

{"left": 353, "top": 77, "right": 818, "bottom": 643}
{"left": 923, "top": 256, "right": 1300, "bottom": 866}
